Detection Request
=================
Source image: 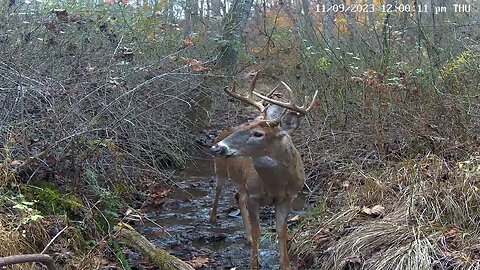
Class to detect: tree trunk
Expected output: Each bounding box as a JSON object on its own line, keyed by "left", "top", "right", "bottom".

{"left": 381, "top": 0, "right": 395, "bottom": 68}
{"left": 211, "top": 0, "right": 221, "bottom": 17}
{"left": 184, "top": 0, "right": 199, "bottom": 36}
{"left": 301, "top": 0, "right": 316, "bottom": 43}
{"left": 168, "top": 0, "right": 176, "bottom": 23}
{"left": 401, "top": 0, "right": 409, "bottom": 27}
{"left": 414, "top": 0, "right": 422, "bottom": 57}
{"left": 323, "top": 0, "right": 336, "bottom": 44}
{"left": 345, "top": 0, "right": 357, "bottom": 29}
{"left": 116, "top": 223, "right": 195, "bottom": 270}
{"left": 217, "top": 0, "right": 255, "bottom": 73}
{"left": 367, "top": 0, "right": 375, "bottom": 27}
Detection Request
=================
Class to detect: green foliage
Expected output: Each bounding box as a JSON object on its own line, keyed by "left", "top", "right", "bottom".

{"left": 297, "top": 202, "right": 327, "bottom": 232}
{"left": 442, "top": 51, "right": 473, "bottom": 75}
{"left": 99, "top": 190, "right": 122, "bottom": 219}
{"left": 22, "top": 181, "right": 84, "bottom": 218}
{"left": 441, "top": 51, "right": 480, "bottom": 94}
{"left": 9, "top": 194, "right": 44, "bottom": 224}
{"left": 83, "top": 169, "right": 123, "bottom": 232}
{"left": 156, "top": 150, "right": 187, "bottom": 169}
{"left": 110, "top": 240, "right": 132, "bottom": 270}
{"left": 315, "top": 56, "right": 331, "bottom": 71}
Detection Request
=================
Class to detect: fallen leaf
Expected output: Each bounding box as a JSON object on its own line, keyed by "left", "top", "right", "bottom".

{"left": 52, "top": 9, "right": 69, "bottom": 22}
{"left": 312, "top": 227, "right": 331, "bottom": 245}
{"left": 444, "top": 228, "right": 460, "bottom": 239}
{"left": 188, "top": 256, "right": 210, "bottom": 268}
{"left": 343, "top": 255, "right": 362, "bottom": 266}
{"left": 181, "top": 57, "right": 192, "bottom": 65}
{"left": 46, "top": 154, "right": 57, "bottom": 166}
{"left": 191, "top": 60, "right": 209, "bottom": 73}
{"left": 312, "top": 234, "right": 329, "bottom": 245}
{"left": 10, "top": 160, "right": 24, "bottom": 167}
{"left": 147, "top": 188, "right": 172, "bottom": 206}
{"left": 182, "top": 38, "right": 194, "bottom": 46}
{"left": 45, "top": 22, "right": 56, "bottom": 31}
{"left": 361, "top": 205, "right": 385, "bottom": 217}
{"left": 153, "top": 228, "right": 167, "bottom": 237}
{"left": 181, "top": 57, "right": 209, "bottom": 72}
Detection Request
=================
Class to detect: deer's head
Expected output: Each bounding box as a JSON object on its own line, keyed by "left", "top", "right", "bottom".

{"left": 210, "top": 71, "right": 317, "bottom": 158}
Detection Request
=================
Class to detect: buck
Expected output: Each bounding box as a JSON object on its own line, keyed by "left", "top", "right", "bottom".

{"left": 209, "top": 72, "right": 281, "bottom": 241}
{"left": 209, "top": 72, "right": 317, "bottom": 269}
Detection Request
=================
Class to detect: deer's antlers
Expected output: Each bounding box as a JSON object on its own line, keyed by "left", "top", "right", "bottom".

{"left": 224, "top": 72, "right": 317, "bottom": 118}
{"left": 224, "top": 71, "right": 267, "bottom": 112}
{"left": 254, "top": 81, "right": 318, "bottom": 117}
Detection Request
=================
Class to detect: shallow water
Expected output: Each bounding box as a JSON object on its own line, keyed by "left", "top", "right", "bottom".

{"left": 139, "top": 154, "right": 304, "bottom": 269}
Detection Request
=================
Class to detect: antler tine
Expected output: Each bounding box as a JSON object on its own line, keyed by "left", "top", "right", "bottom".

{"left": 253, "top": 81, "right": 319, "bottom": 116}
{"left": 280, "top": 81, "right": 296, "bottom": 106}
{"left": 223, "top": 71, "right": 265, "bottom": 112}
{"left": 266, "top": 84, "right": 280, "bottom": 98}
{"left": 246, "top": 71, "right": 260, "bottom": 99}
{"left": 304, "top": 90, "right": 319, "bottom": 112}
{"left": 261, "top": 84, "right": 280, "bottom": 106}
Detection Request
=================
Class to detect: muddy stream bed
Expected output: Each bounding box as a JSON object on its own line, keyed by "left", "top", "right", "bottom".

{"left": 138, "top": 153, "right": 306, "bottom": 269}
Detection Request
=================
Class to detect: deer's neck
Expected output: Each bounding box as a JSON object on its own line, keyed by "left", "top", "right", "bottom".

{"left": 251, "top": 136, "right": 304, "bottom": 182}
{"left": 251, "top": 136, "right": 305, "bottom": 199}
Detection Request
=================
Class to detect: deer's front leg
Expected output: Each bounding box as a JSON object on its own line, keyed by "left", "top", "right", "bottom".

{"left": 275, "top": 199, "right": 293, "bottom": 270}
{"left": 247, "top": 198, "right": 261, "bottom": 269}
{"left": 238, "top": 186, "right": 253, "bottom": 244}
{"left": 209, "top": 178, "right": 224, "bottom": 223}
{"left": 210, "top": 159, "right": 228, "bottom": 223}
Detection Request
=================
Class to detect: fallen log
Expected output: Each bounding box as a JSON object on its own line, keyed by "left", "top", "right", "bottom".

{"left": 0, "top": 254, "right": 55, "bottom": 270}
{"left": 115, "top": 223, "right": 194, "bottom": 270}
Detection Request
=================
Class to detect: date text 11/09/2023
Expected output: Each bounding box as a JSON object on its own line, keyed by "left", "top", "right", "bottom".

{"left": 316, "top": 3, "right": 472, "bottom": 14}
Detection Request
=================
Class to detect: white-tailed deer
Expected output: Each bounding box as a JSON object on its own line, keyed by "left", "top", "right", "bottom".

{"left": 209, "top": 72, "right": 317, "bottom": 269}
{"left": 209, "top": 72, "right": 282, "bottom": 243}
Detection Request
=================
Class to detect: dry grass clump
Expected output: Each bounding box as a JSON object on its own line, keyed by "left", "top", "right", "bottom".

{"left": 0, "top": 215, "right": 37, "bottom": 269}
{"left": 0, "top": 211, "right": 107, "bottom": 269}
{"left": 292, "top": 154, "right": 480, "bottom": 269}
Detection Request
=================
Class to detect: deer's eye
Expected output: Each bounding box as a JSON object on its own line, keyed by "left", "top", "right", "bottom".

{"left": 252, "top": 131, "right": 265, "bottom": 138}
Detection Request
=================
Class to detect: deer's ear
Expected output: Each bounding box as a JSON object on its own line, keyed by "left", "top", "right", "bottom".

{"left": 279, "top": 112, "right": 300, "bottom": 134}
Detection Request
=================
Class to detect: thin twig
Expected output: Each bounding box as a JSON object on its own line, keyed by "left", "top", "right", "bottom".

{"left": 41, "top": 226, "right": 69, "bottom": 254}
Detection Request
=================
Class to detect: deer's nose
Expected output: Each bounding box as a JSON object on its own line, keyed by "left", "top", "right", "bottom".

{"left": 210, "top": 144, "right": 227, "bottom": 156}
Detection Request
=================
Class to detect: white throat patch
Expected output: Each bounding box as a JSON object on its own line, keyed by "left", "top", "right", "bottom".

{"left": 253, "top": 156, "right": 278, "bottom": 168}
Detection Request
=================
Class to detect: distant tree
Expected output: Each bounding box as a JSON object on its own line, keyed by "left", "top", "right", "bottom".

{"left": 217, "top": 0, "right": 254, "bottom": 72}
{"left": 301, "top": 0, "right": 316, "bottom": 44}
{"left": 184, "top": 0, "right": 199, "bottom": 35}
{"left": 210, "top": 0, "right": 223, "bottom": 17}
{"left": 323, "top": 0, "right": 336, "bottom": 44}
{"left": 367, "top": 0, "right": 375, "bottom": 27}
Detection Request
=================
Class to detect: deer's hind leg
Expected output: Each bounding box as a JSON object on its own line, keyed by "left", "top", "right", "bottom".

{"left": 275, "top": 198, "right": 293, "bottom": 270}
{"left": 247, "top": 198, "right": 261, "bottom": 269}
